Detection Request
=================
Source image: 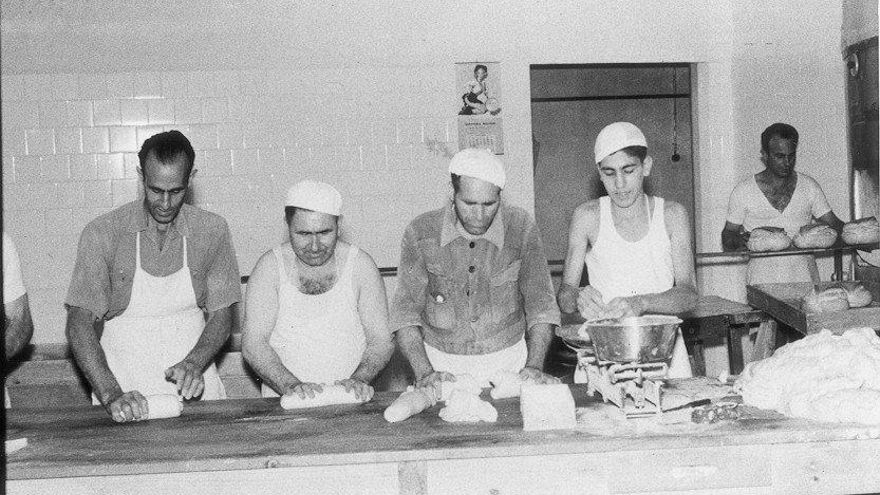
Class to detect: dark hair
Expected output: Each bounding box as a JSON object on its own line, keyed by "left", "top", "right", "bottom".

{"left": 474, "top": 64, "right": 488, "bottom": 74}
{"left": 138, "top": 130, "right": 196, "bottom": 176}
{"left": 451, "top": 173, "right": 462, "bottom": 194}
{"left": 284, "top": 206, "right": 340, "bottom": 225}
{"left": 617, "top": 145, "right": 648, "bottom": 162}
{"left": 761, "top": 123, "right": 798, "bottom": 153}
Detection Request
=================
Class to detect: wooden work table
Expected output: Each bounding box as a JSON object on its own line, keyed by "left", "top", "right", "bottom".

{"left": 7, "top": 380, "right": 880, "bottom": 495}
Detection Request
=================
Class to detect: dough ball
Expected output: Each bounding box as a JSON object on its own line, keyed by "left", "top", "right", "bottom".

{"left": 842, "top": 216, "right": 880, "bottom": 245}
{"left": 802, "top": 287, "right": 850, "bottom": 313}
{"left": 792, "top": 223, "right": 837, "bottom": 249}
{"left": 747, "top": 226, "right": 792, "bottom": 252}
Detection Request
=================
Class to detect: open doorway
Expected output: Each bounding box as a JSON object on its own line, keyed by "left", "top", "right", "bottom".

{"left": 530, "top": 63, "right": 695, "bottom": 266}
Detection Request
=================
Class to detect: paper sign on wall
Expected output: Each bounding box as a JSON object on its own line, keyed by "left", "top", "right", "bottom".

{"left": 456, "top": 61, "right": 504, "bottom": 155}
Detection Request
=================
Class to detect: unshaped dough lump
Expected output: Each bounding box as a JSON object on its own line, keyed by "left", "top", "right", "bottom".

{"left": 735, "top": 327, "right": 880, "bottom": 424}
{"left": 439, "top": 389, "right": 498, "bottom": 423}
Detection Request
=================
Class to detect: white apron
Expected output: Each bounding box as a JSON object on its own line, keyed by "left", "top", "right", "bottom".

{"left": 424, "top": 338, "right": 527, "bottom": 388}
{"left": 93, "top": 232, "right": 225, "bottom": 403}
{"left": 262, "top": 244, "right": 366, "bottom": 397}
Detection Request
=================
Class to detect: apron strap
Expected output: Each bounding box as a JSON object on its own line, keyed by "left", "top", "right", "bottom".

{"left": 135, "top": 231, "right": 142, "bottom": 270}
{"left": 182, "top": 235, "right": 189, "bottom": 268}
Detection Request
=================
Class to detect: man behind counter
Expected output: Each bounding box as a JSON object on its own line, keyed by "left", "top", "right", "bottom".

{"left": 557, "top": 122, "right": 696, "bottom": 378}
{"left": 242, "top": 180, "right": 393, "bottom": 401}
{"left": 721, "top": 122, "right": 843, "bottom": 284}
{"left": 66, "top": 130, "right": 241, "bottom": 422}
{"left": 391, "top": 148, "right": 561, "bottom": 390}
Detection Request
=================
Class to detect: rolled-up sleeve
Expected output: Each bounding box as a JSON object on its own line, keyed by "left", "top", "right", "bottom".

{"left": 204, "top": 220, "right": 241, "bottom": 312}
{"left": 389, "top": 225, "right": 428, "bottom": 332}
{"left": 518, "top": 220, "right": 561, "bottom": 329}
{"left": 65, "top": 223, "right": 111, "bottom": 318}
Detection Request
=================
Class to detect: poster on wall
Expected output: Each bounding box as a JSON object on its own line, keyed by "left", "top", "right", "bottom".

{"left": 456, "top": 61, "right": 504, "bottom": 154}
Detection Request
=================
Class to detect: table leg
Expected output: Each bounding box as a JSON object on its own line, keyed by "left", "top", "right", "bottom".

{"left": 750, "top": 318, "right": 777, "bottom": 363}
{"left": 726, "top": 317, "right": 745, "bottom": 375}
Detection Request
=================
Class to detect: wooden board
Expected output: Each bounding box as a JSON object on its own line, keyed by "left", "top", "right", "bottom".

{"left": 747, "top": 282, "right": 880, "bottom": 334}
{"left": 8, "top": 379, "right": 880, "bottom": 481}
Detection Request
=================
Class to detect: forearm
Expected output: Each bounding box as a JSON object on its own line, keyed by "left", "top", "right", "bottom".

{"left": 351, "top": 339, "right": 394, "bottom": 384}
{"left": 632, "top": 286, "right": 698, "bottom": 315}
{"left": 66, "top": 308, "right": 123, "bottom": 405}
{"left": 395, "top": 326, "right": 434, "bottom": 381}
{"left": 523, "top": 323, "right": 554, "bottom": 370}
{"left": 242, "top": 340, "right": 303, "bottom": 394}
{"left": 4, "top": 299, "right": 33, "bottom": 360}
{"left": 182, "top": 306, "right": 233, "bottom": 370}
{"left": 721, "top": 229, "right": 747, "bottom": 251}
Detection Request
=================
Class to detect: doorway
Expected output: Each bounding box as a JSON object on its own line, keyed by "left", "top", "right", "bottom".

{"left": 530, "top": 64, "right": 695, "bottom": 265}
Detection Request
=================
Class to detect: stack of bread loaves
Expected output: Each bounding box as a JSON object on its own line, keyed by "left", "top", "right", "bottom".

{"left": 747, "top": 226, "right": 792, "bottom": 252}
{"left": 842, "top": 216, "right": 880, "bottom": 245}
{"left": 802, "top": 282, "right": 873, "bottom": 313}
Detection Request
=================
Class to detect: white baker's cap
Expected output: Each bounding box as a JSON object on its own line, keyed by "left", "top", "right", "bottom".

{"left": 285, "top": 180, "right": 342, "bottom": 216}
{"left": 594, "top": 122, "right": 647, "bottom": 164}
{"left": 448, "top": 148, "right": 506, "bottom": 189}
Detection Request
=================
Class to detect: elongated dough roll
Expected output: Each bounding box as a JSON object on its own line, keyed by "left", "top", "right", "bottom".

{"left": 383, "top": 387, "right": 434, "bottom": 423}
{"left": 145, "top": 394, "right": 183, "bottom": 420}
{"left": 792, "top": 223, "right": 837, "bottom": 248}
{"left": 842, "top": 216, "right": 880, "bottom": 245}
{"left": 801, "top": 287, "right": 850, "bottom": 313}
{"left": 748, "top": 226, "right": 792, "bottom": 252}
{"left": 279, "top": 384, "right": 367, "bottom": 410}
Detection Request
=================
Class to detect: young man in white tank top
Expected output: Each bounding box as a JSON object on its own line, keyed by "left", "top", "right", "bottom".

{"left": 558, "top": 122, "right": 697, "bottom": 377}
{"left": 242, "top": 181, "right": 393, "bottom": 402}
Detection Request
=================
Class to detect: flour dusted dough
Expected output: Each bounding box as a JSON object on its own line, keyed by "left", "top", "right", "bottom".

{"left": 280, "top": 384, "right": 367, "bottom": 409}
{"left": 383, "top": 387, "right": 434, "bottom": 423}
{"left": 792, "top": 223, "right": 837, "bottom": 249}
{"left": 747, "top": 226, "right": 792, "bottom": 252}
{"left": 145, "top": 394, "right": 183, "bottom": 420}
{"left": 735, "top": 328, "right": 880, "bottom": 424}
{"left": 438, "top": 374, "right": 483, "bottom": 401}
{"left": 842, "top": 216, "right": 880, "bottom": 245}
{"left": 439, "top": 389, "right": 498, "bottom": 423}
{"left": 489, "top": 371, "right": 525, "bottom": 399}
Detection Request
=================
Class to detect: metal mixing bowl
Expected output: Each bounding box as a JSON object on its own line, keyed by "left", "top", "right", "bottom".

{"left": 578, "top": 315, "right": 682, "bottom": 363}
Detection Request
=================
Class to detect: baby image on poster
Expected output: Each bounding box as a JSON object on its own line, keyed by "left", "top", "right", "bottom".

{"left": 458, "top": 63, "right": 501, "bottom": 116}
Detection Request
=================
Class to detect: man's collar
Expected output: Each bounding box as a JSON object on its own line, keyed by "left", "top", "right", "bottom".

{"left": 126, "top": 200, "right": 191, "bottom": 237}
{"left": 439, "top": 202, "right": 505, "bottom": 250}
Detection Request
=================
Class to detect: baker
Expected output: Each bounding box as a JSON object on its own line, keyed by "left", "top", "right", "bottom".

{"left": 66, "top": 130, "right": 241, "bottom": 422}
{"left": 242, "top": 181, "right": 393, "bottom": 401}
{"left": 391, "top": 148, "right": 561, "bottom": 390}
{"left": 721, "top": 122, "right": 844, "bottom": 283}
{"left": 4, "top": 232, "right": 34, "bottom": 408}
{"left": 557, "top": 122, "right": 696, "bottom": 378}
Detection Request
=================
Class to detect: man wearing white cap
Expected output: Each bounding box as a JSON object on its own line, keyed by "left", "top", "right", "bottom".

{"left": 558, "top": 122, "right": 696, "bottom": 378}
{"left": 242, "top": 180, "right": 393, "bottom": 402}
{"left": 391, "top": 148, "right": 561, "bottom": 390}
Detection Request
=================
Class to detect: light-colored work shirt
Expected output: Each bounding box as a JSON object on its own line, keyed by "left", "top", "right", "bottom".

{"left": 3, "top": 232, "right": 26, "bottom": 302}
{"left": 391, "top": 202, "right": 560, "bottom": 355}
{"left": 66, "top": 201, "right": 241, "bottom": 320}
{"left": 726, "top": 172, "right": 832, "bottom": 284}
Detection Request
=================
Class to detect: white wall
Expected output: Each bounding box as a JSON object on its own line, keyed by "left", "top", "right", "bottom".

{"left": 1, "top": 1, "right": 856, "bottom": 343}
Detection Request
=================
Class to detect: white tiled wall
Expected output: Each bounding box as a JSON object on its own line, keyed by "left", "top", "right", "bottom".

{"left": 2, "top": 68, "right": 458, "bottom": 342}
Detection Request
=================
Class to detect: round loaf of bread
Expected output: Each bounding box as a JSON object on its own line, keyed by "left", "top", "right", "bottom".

{"left": 830, "top": 282, "right": 874, "bottom": 308}
{"left": 802, "top": 287, "right": 850, "bottom": 313}
{"left": 842, "top": 217, "right": 880, "bottom": 245}
{"left": 748, "top": 226, "right": 792, "bottom": 252}
{"left": 792, "top": 223, "right": 838, "bottom": 249}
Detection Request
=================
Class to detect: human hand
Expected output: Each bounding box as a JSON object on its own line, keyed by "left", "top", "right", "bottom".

{"left": 603, "top": 296, "right": 643, "bottom": 319}
{"left": 284, "top": 382, "right": 324, "bottom": 400}
{"left": 557, "top": 284, "right": 580, "bottom": 314}
{"left": 164, "top": 360, "right": 205, "bottom": 400}
{"left": 415, "top": 371, "right": 456, "bottom": 402}
{"left": 106, "top": 390, "right": 149, "bottom": 423}
{"left": 518, "top": 366, "right": 560, "bottom": 385}
{"left": 336, "top": 378, "right": 374, "bottom": 401}
{"left": 577, "top": 286, "right": 608, "bottom": 320}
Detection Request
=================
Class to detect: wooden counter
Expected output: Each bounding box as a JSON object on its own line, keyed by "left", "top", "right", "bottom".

{"left": 7, "top": 380, "right": 880, "bottom": 495}
{"left": 747, "top": 282, "right": 880, "bottom": 335}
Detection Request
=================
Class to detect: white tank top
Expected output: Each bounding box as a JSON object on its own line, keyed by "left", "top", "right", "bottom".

{"left": 263, "top": 243, "right": 366, "bottom": 396}
{"left": 584, "top": 196, "right": 675, "bottom": 301}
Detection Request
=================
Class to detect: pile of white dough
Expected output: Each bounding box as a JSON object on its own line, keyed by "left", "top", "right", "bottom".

{"left": 735, "top": 327, "right": 880, "bottom": 424}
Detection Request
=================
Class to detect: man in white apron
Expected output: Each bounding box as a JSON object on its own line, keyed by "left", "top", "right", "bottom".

{"left": 242, "top": 181, "right": 393, "bottom": 402}
{"left": 557, "top": 122, "right": 697, "bottom": 378}
{"left": 5, "top": 232, "right": 34, "bottom": 408}
{"left": 66, "top": 131, "right": 241, "bottom": 422}
{"left": 722, "top": 123, "right": 843, "bottom": 285}
{"left": 391, "top": 149, "right": 561, "bottom": 391}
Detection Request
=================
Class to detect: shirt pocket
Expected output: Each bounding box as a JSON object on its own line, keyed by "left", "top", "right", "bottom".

{"left": 424, "top": 262, "right": 457, "bottom": 331}
{"left": 489, "top": 260, "right": 522, "bottom": 323}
